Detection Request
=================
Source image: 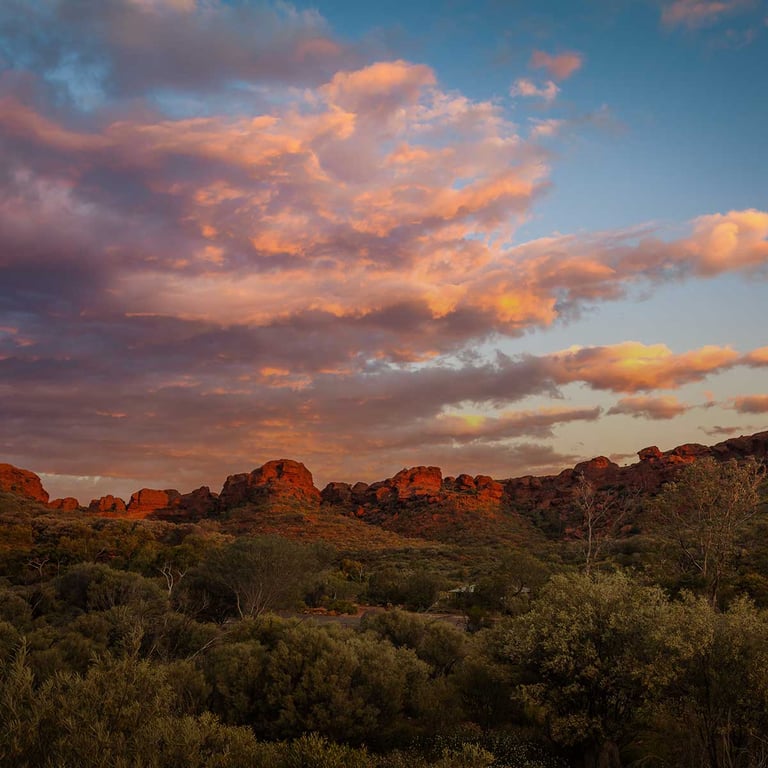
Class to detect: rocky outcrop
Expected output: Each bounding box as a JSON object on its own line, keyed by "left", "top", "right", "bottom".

{"left": 443, "top": 473, "right": 505, "bottom": 502}
{"left": 504, "top": 430, "right": 768, "bottom": 521}
{"left": 150, "top": 486, "right": 219, "bottom": 521}
{"left": 49, "top": 497, "right": 80, "bottom": 511}
{"left": 219, "top": 459, "right": 321, "bottom": 509}
{"left": 126, "top": 488, "right": 181, "bottom": 517}
{"left": 321, "top": 465, "right": 508, "bottom": 526}
{"left": 390, "top": 466, "right": 443, "bottom": 501}
{"left": 0, "top": 463, "right": 49, "bottom": 503}
{"left": 8, "top": 430, "right": 767, "bottom": 532}
{"left": 88, "top": 495, "right": 127, "bottom": 515}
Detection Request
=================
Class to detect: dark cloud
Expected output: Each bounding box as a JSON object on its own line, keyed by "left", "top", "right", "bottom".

{"left": 0, "top": 0, "right": 356, "bottom": 105}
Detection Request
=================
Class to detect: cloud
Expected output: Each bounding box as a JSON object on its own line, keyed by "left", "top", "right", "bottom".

{"left": 702, "top": 425, "right": 752, "bottom": 436}
{"left": 1, "top": 0, "right": 766, "bottom": 499}
{"left": 548, "top": 343, "right": 739, "bottom": 392}
{"left": 607, "top": 395, "right": 689, "bottom": 420}
{"left": 0, "top": 0, "right": 354, "bottom": 104}
{"left": 741, "top": 346, "right": 768, "bottom": 366}
{"left": 732, "top": 394, "right": 768, "bottom": 413}
{"left": 529, "top": 50, "right": 584, "bottom": 80}
{"left": 661, "top": 0, "right": 755, "bottom": 29}
{"left": 510, "top": 78, "right": 559, "bottom": 103}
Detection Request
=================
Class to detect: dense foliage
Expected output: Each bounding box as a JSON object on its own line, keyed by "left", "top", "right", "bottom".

{"left": 0, "top": 458, "right": 766, "bottom": 767}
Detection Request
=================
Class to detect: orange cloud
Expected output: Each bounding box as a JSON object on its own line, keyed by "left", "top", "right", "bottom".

{"left": 550, "top": 342, "right": 739, "bottom": 392}
{"left": 529, "top": 50, "right": 584, "bottom": 80}
{"left": 322, "top": 60, "right": 436, "bottom": 114}
{"left": 607, "top": 395, "right": 689, "bottom": 419}
{"left": 741, "top": 346, "right": 768, "bottom": 366}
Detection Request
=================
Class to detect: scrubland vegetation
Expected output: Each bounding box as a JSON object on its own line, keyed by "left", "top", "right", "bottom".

{"left": 1, "top": 458, "right": 767, "bottom": 768}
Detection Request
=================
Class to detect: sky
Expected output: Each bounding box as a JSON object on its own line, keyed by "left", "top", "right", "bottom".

{"left": 1, "top": 0, "right": 767, "bottom": 503}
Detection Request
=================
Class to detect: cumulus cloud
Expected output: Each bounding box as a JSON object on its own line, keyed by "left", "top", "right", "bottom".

{"left": 547, "top": 343, "right": 739, "bottom": 392}
{"left": 529, "top": 50, "right": 584, "bottom": 80}
{"left": 510, "top": 78, "right": 560, "bottom": 103}
{"left": 607, "top": 395, "right": 689, "bottom": 420}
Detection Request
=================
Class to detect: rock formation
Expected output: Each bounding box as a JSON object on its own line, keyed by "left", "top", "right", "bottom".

{"left": 126, "top": 488, "right": 181, "bottom": 517}
{"left": 149, "top": 486, "right": 219, "bottom": 521}
{"left": 49, "top": 497, "right": 80, "bottom": 511}
{"left": 5, "top": 429, "right": 765, "bottom": 532}
{"left": 88, "top": 495, "right": 127, "bottom": 515}
{"left": 0, "top": 463, "right": 49, "bottom": 503}
{"left": 219, "top": 459, "right": 321, "bottom": 509}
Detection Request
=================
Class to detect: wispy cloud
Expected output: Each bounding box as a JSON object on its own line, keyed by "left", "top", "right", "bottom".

{"left": 661, "top": 0, "right": 756, "bottom": 29}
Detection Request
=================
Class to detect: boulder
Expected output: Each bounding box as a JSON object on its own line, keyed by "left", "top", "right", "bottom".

{"left": 390, "top": 466, "right": 443, "bottom": 500}
{"left": 474, "top": 475, "right": 505, "bottom": 501}
{"left": 321, "top": 482, "right": 353, "bottom": 504}
{"left": 573, "top": 456, "right": 620, "bottom": 480}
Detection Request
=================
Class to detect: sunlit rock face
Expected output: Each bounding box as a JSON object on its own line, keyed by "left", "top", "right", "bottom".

{"left": 390, "top": 466, "right": 443, "bottom": 501}
{"left": 49, "top": 497, "right": 80, "bottom": 511}
{"left": 88, "top": 495, "right": 127, "bottom": 515}
{"left": 219, "top": 459, "right": 321, "bottom": 508}
{"left": 0, "top": 463, "right": 49, "bottom": 503}
{"left": 126, "top": 489, "right": 181, "bottom": 517}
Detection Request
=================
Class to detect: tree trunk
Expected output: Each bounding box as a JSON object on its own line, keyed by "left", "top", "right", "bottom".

{"left": 582, "top": 740, "right": 622, "bottom": 768}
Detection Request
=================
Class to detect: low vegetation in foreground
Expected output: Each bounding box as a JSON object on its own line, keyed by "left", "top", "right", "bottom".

{"left": 0, "top": 458, "right": 767, "bottom": 768}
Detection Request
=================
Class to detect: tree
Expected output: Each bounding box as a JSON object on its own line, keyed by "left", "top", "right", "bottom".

{"left": 199, "top": 537, "right": 318, "bottom": 619}
{"left": 568, "top": 475, "right": 634, "bottom": 575}
{"left": 654, "top": 458, "right": 765, "bottom": 607}
{"left": 505, "top": 572, "right": 683, "bottom": 768}
{"left": 647, "top": 595, "right": 768, "bottom": 768}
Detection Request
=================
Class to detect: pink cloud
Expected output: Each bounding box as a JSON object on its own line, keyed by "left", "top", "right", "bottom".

{"left": 510, "top": 78, "right": 559, "bottom": 103}
{"left": 322, "top": 60, "right": 436, "bottom": 115}
{"left": 529, "top": 50, "right": 584, "bottom": 80}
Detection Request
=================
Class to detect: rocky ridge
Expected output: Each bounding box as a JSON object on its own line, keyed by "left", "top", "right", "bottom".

{"left": 1, "top": 431, "right": 766, "bottom": 526}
